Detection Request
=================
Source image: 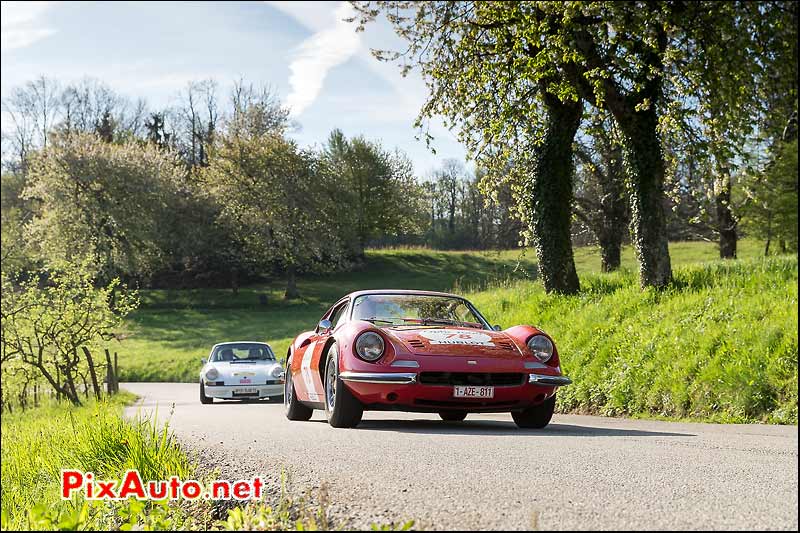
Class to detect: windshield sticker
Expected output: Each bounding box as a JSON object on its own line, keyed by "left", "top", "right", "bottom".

{"left": 417, "top": 329, "right": 495, "bottom": 346}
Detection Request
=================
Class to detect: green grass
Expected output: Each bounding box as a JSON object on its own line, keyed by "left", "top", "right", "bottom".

{"left": 118, "top": 240, "right": 797, "bottom": 423}
{"left": 0, "top": 396, "right": 409, "bottom": 531}
{"left": 120, "top": 248, "right": 541, "bottom": 381}
{"left": 468, "top": 256, "right": 798, "bottom": 424}
{"left": 0, "top": 393, "right": 195, "bottom": 530}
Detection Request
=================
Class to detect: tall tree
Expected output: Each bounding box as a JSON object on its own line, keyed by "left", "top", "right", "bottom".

{"left": 351, "top": 1, "right": 583, "bottom": 293}
{"left": 204, "top": 130, "right": 340, "bottom": 299}
{"left": 320, "top": 129, "right": 424, "bottom": 257}
{"left": 23, "top": 132, "right": 184, "bottom": 282}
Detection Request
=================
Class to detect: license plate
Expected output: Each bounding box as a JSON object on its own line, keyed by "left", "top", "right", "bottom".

{"left": 453, "top": 386, "right": 494, "bottom": 398}
{"left": 234, "top": 388, "right": 257, "bottom": 394}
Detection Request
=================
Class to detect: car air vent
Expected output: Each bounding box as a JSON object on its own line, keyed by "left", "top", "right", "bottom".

{"left": 498, "top": 342, "right": 515, "bottom": 351}
{"left": 408, "top": 339, "right": 426, "bottom": 349}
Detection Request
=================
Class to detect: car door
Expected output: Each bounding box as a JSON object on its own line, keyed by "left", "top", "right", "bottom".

{"left": 293, "top": 299, "right": 349, "bottom": 403}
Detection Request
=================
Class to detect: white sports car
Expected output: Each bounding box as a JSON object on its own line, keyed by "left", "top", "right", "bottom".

{"left": 199, "top": 341, "right": 285, "bottom": 404}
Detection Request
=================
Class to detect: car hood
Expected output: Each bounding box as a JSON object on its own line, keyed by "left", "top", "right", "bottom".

{"left": 208, "top": 360, "right": 281, "bottom": 375}
{"left": 385, "top": 326, "right": 522, "bottom": 358}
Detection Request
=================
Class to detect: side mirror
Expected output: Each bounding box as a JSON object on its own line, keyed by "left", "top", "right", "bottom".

{"left": 492, "top": 325, "right": 502, "bottom": 331}
{"left": 200, "top": 358, "right": 207, "bottom": 364}
{"left": 318, "top": 319, "right": 333, "bottom": 335}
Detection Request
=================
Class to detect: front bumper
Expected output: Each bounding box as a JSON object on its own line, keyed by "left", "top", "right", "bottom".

{"left": 340, "top": 371, "right": 417, "bottom": 384}
{"left": 528, "top": 373, "right": 572, "bottom": 386}
{"left": 340, "top": 368, "right": 571, "bottom": 412}
{"left": 204, "top": 383, "right": 284, "bottom": 399}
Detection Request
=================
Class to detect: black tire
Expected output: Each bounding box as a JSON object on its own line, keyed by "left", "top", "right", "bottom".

{"left": 200, "top": 382, "right": 213, "bottom": 404}
{"left": 284, "top": 358, "right": 313, "bottom": 421}
{"left": 512, "top": 395, "right": 556, "bottom": 428}
{"left": 438, "top": 411, "right": 468, "bottom": 422}
{"left": 324, "top": 344, "right": 363, "bottom": 428}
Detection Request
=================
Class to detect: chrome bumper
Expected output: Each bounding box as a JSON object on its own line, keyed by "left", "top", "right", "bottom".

{"left": 339, "top": 371, "right": 417, "bottom": 385}
{"left": 339, "top": 371, "right": 571, "bottom": 387}
{"left": 528, "top": 373, "right": 572, "bottom": 386}
{"left": 203, "top": 383, "right": 285, "bottom": 398}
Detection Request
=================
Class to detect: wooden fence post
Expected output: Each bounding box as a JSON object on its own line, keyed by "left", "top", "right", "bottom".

{"left": 81, "top": 347, "right": 102, "bottom": 400}
{"left": 114, "top": 352, "right": 119, "bottom": 393}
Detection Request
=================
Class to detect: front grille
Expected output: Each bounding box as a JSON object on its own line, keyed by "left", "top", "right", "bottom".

{"left": 419, "top": 372, "right": 525, "bottom": 387}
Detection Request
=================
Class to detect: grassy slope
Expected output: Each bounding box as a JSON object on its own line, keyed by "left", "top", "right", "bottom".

{"left": 469, "top": 256, "right": 797, "bottom": 423}
{"left": 118, "top": 240, "right": 797, "bottom": 423}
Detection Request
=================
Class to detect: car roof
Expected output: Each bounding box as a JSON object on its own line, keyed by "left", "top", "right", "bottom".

{"left": 346, "top": 289, "right": 465, "bottom": 299}
{"left": 212, "top": 341, "right": 272, "bottom": 348}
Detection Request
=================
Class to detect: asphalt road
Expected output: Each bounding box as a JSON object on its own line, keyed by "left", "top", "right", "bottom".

{"left": 122, "top": 382, "right": 798, "bottom": 530}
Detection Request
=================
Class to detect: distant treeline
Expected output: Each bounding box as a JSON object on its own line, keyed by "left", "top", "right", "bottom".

{"left": 0, "top": 77, "right": 530, "bottom": 295}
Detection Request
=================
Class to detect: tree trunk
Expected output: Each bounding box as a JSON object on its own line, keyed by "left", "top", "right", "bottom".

{"left": 105, "top": 349, "right": 118, "bottom": 395}
{"left": 616, "top": 107, "right": 673, "bottom": 288}
{"left": 230, "top": 268, "right": 239, "bottom": 296}
{"left": 715, "top": 174, "right": 737, "bottom": 259}
{"left": 527, "top": 93, "right": 582, "bottom": 294}
{"left": 764, "top": 212, "right": 772, "bottom": 256}
{"left": 285, "top": 264, "right": 300, "bottom": 300}
{"left": 81, "top": 347, "right": 102, "bottom": 400}
{"left": 64, "top": 370, "right": 80, "bottom": 405}
{"left": 598, "top": 232, "right": 622, "bottom": 272}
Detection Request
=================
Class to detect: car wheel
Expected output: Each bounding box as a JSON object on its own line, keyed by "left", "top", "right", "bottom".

{"left": 200, "top": 382, "right": 213, "bottom": 404}
{"left": 324, "top": 344, "right": 363, "bottom": 428}
{"left": 438, "top": 411, "right": 467, "bottom": 422}
{"left": 512, "top": 395, "right": 556, "bottom": 428}
{"left": 284, "top": 358, "right": 313, "bottom": 421}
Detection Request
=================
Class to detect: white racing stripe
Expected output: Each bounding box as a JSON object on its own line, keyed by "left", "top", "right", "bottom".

{"left": 300, "top": 347, "right": 320, "bottom": 402}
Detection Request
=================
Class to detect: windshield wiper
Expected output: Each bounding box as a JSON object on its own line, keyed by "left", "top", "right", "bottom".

{"left": 362, "top": 317, "right": 397, "bottom": 325}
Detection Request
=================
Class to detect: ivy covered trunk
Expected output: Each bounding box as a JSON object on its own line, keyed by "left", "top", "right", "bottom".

{"left": 527, "top": 94, "right": 581, "bottom": 294}
{"left": 716, "top": 174, "right": 737, "bottom": 259}
{"left": 617, "top": 107, "right": 673, "bottom": 289}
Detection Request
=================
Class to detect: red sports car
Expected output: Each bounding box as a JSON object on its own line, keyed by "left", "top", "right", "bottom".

{"left": 284, "top": 290, "right": 571, "bottom": 428}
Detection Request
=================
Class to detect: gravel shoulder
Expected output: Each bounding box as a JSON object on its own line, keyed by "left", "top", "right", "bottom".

{"left": 122, "top": 382, "right": 798, "bottom": 530}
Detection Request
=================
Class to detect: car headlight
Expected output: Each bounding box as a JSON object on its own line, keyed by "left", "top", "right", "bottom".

{"left": 527, "top": 335, "right": 554, "bottom": 363}
{"left": 205, "top": 368, "right": 219, "bottom": 381}
{"left": 355, "top": 332, "right": 385, "bottom": 362}
{"left": 271, "top": 366, "right": 284, "bottom": 380}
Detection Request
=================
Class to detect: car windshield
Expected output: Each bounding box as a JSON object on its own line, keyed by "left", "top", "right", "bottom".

{"left": 351, "top": 294, "right": 488, "bottom": 329}
{"left": 210, "top": 343, "right": 275, "bottom": 362}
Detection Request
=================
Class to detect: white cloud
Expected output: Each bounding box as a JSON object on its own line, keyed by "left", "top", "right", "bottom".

{"left": 264, "top": 1, "right": 334, "bottom": 33}
{"left": 1, "top": 1, "right": 56, "bottom": 52}
{"left": 268, "top": 0, "right": 466, "bottom": 165}
{"left": 283, "top": 1, "right": 360, "bottom": 117}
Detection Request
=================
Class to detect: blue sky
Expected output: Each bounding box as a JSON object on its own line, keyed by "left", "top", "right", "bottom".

{"left": 0, "top": 1, "right": 467, "bottom": 175}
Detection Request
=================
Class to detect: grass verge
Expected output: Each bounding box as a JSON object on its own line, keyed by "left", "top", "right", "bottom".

{"left": 0, "top": 395, "right": 413, "bottom": 531}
